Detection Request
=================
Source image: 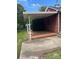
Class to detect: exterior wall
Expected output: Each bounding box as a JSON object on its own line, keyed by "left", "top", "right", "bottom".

{"left": 44, "top": 14, "right": 58, "bottom": 33}
{"left": 53, "top": 14, "right": 58, "bottom": 32}
{"left": 51, "top": 13, "right": 61, "bottom": 33}
{"left": 46, "top": 8, "right": 61, "bottom": 33}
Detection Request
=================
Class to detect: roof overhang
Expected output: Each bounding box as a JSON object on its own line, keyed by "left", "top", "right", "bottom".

{"left": 23, "top": 12, "right": 57, "bottom": 20}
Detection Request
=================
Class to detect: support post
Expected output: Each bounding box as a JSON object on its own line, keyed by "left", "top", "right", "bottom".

{"left": 28, "top": 16, "right": 32, "bottom": 41}
{"left": 58, "top": 13, "right": 60, "bottom": 33}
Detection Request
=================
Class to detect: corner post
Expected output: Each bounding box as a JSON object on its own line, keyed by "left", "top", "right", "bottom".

{"left": 58, "top": 12, "right": 60, "bottom": 33}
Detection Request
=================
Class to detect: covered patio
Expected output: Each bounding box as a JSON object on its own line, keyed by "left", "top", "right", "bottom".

{"left": 23, "top": 11, "right": 60, "bottom": 40}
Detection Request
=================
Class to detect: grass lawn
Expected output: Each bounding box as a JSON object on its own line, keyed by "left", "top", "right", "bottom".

{"left": 17, "top": 30, "right": 27, "bottom": 59}
{"left": 45, "top": 48, "right": 61, "bottom": 59}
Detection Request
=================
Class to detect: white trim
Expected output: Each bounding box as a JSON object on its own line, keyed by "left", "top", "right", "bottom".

{"left": 45, "top": 7, "right": 49, "bottom": 12}
{"left": 44, "top": 7, "right": 58, "bottom": 12}
{"left": 48, "top": 7, "right": 58, "bottom": 11}
{"left": 23, "top": 12, "right": 57, "bottom": 15}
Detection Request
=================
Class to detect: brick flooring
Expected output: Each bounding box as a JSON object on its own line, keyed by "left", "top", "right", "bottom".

{"left": 31, "top": 32, "right": 57, "bottom": 39}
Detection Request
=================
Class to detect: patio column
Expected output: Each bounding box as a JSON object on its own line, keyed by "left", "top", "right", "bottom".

{"left": 28, "top": 16, "right": 32, "bottom": 41}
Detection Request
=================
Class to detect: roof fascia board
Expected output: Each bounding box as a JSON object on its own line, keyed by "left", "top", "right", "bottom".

{"left": 23, "top": 12, "right": 57, "bottom": 15}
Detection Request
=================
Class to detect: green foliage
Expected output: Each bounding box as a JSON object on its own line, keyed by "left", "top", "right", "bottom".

{"left": 17, "top": 30, "right": 27, "bottom": 59}
{"left": 46, "top": 48, "right": 61, "bottom": 59}
{"left": 17, "top": 4, "right": 25, "bottom": 13}
{"left": 39, "top": 6, "right": 47, "bottom": 11}
{"left": 17, "top": 4, "right": 26, "bottom": 30}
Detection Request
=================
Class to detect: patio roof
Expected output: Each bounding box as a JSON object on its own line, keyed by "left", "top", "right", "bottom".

{"left": 23, "top": 11, "right": 57, "bottom": 20}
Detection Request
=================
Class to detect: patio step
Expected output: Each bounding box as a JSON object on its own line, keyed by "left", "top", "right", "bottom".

{"left": 32, "top": 33, "right": 57, "bottom": 39}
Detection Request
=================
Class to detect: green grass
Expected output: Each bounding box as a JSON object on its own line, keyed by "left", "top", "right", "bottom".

{"left": 45, "top": 48, "right": 61, "bottom": 59}
{"left": 17, "top": 30, "right": 27, "bottom": 59}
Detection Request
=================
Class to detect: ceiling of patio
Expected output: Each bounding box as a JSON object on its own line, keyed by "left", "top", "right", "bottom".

{"left": 23, "top": 12, "right": 57, "bottom": 20}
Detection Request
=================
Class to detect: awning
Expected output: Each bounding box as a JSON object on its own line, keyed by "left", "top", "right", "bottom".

{"left": 23, "top": 12, "right": 57, "bottom": 20}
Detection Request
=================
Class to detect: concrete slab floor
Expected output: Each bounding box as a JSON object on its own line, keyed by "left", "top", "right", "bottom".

{"left": 19, "top": 36, "right": 61, "bottom": 59}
